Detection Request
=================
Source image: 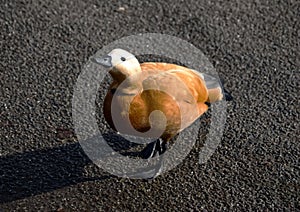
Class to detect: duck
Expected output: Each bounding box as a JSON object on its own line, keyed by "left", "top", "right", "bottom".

{"left": 91, "top": 48, "right": 232, "bottom": 159}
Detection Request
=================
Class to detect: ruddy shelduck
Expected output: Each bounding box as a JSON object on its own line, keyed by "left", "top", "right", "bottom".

{"left": 92, "top": 49, "right": 231, "bottom": 159}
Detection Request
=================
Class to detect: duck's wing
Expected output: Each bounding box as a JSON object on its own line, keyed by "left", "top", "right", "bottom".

{"left": 141, "top": 62, "right": 223, "bottom": 103}
{"left": 138, "top": 63, "right": 209, "bottom": 132}
{"left": 141, "top": 62, "right": 208, "bottom": 103}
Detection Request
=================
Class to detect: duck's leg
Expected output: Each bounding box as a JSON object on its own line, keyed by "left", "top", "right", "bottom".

{"left": 132, "top": 139, "right": 170, "bottom": 179}
{"left": 140, "top": 138, "right": 167, "bottom": 159}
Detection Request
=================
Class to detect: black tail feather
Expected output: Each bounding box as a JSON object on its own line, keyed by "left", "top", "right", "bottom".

{"left": 224, "top": 88, "right": 233, "bottom": 101}
{"left": 219, "top": 77, "right": 233, "bottom": 101}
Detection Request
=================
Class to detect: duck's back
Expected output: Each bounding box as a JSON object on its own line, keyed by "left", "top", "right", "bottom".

{"left": 140, "top": 62, "right": 209, "bottom": 104}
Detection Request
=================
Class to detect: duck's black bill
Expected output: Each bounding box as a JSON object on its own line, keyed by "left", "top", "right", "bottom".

{"left": 91, "top": 55, "right": 112, "bottom": 68}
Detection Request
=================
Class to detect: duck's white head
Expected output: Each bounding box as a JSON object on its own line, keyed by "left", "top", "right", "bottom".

{"left": 92, "top": 49, "right": 141, "bottom": 83}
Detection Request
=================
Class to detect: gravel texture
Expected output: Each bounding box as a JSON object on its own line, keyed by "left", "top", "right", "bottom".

{"left": 0, "top": 0, "right": 299, "bottom": 211}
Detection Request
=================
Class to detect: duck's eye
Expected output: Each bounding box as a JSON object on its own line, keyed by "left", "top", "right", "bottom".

{"left": 121, "top": 57, "right": 126, "bottom": 61}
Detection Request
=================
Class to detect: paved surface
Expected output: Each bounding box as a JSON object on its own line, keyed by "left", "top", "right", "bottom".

{"left": 0, "top": 0, "right": 299, "bottom": 210}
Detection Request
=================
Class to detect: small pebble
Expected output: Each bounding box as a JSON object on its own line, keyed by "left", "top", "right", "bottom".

{"left": 117, "top": 6, "right": 126, "bottom": 12}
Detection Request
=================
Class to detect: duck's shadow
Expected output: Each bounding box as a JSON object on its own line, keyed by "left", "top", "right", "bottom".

{"left": 0, "top": 112, "right": 211, "bottom": 204}
{"left": 0, "top": 131, "right": 151, "bottom": 204}
{"left": 0, "top": 135, "right": 117, "bottom": 204}
{"left": 85, "top": 131, "right": 155, "bottom": 158}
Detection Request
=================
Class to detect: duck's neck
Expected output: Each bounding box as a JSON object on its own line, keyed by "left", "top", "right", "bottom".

{"left": 109, "top": 59, "right": 142, "bottom": 85}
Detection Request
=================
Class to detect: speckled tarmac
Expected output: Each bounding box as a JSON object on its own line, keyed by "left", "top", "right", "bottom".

{"left": 0, "top": 0, "right": 299, "bottom": 210}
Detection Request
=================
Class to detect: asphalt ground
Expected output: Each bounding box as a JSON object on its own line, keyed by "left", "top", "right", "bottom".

{"left": 0, "top": 0, "right": 299, "bottom": 211}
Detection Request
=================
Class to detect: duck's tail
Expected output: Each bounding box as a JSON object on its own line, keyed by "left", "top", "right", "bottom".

{"left": 203, "top": 74, "right": 233, "bottom": 103}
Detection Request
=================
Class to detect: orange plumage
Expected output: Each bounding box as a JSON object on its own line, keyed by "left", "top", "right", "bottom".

{"left": 103, "top": 62, "right": 216, "bottom": 141}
